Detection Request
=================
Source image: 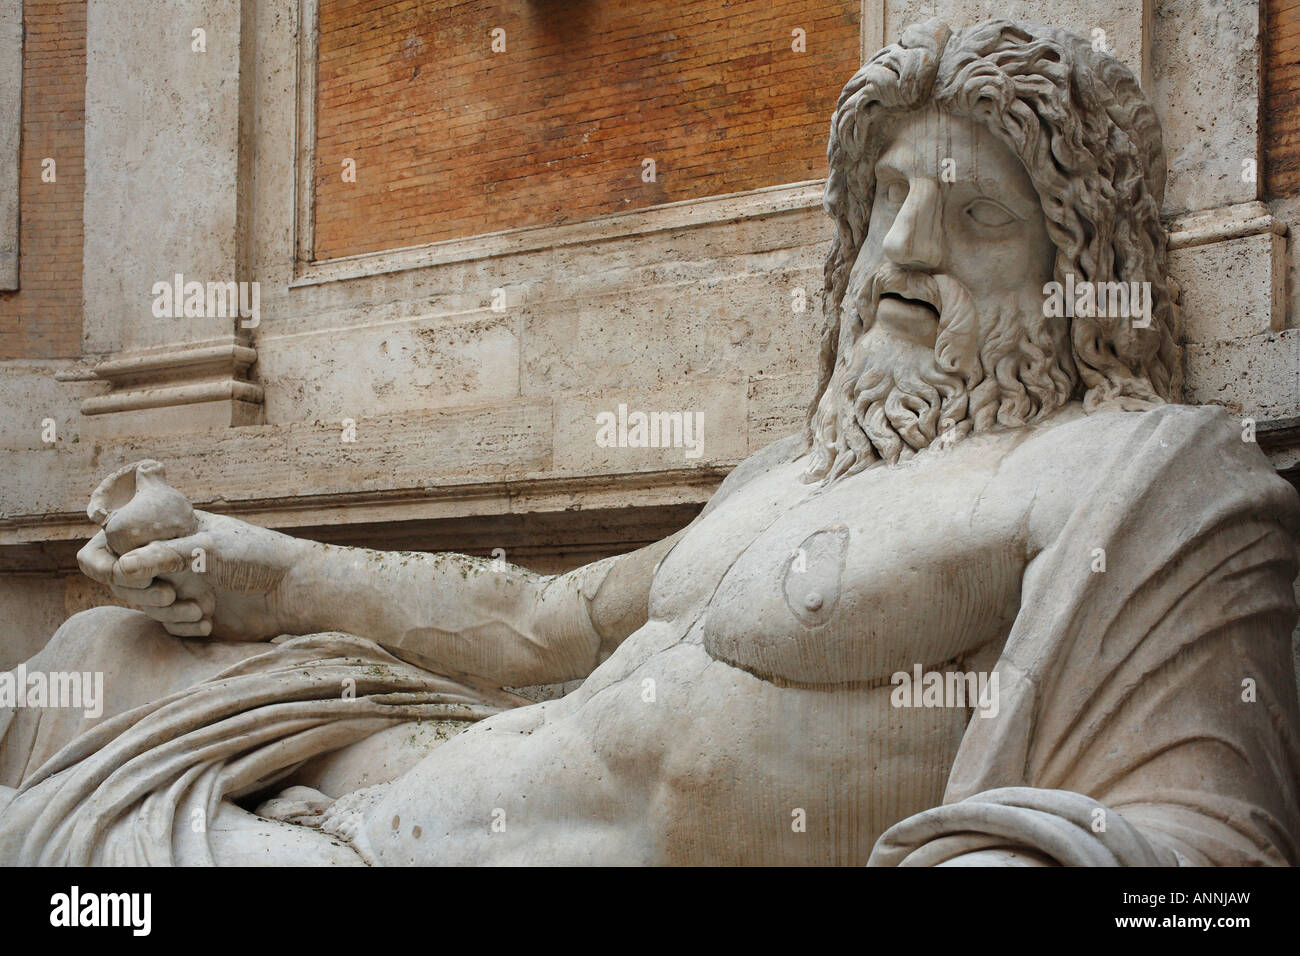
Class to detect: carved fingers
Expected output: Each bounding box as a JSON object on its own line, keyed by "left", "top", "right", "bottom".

{"left": 75, "top": 529, "right": 116, "bottom": 585}
{"left": 77, "top": 527, "right": 216, "bottom": 637}
{"left": 114, "top": 534, "right": 207, "bottom": 581}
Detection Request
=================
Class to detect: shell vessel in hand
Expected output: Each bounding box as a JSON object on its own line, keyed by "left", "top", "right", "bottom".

{"left": 87, "top": 460, "right": 199, "bottom": 557}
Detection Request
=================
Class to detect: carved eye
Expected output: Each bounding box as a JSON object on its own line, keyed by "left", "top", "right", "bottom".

{"left": 881, "top": 179, "right": 908, "bottom": 205}
{"left": 966, "top": 198, "right": 1017, "bottom": 227}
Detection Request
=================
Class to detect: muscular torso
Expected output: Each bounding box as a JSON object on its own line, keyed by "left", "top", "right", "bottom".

{"left": 362, "top": 405, "right": 1098, "bottom": 864}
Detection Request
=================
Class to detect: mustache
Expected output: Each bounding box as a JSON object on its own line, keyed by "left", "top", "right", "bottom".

{"left": 849, "top": 262, "right": 943, "bottom": 326}
{"left": 843, "top": 264, "right": 982, "bottom": 383}
{"left": 806, "top": 265, "right": 1080, "bottom": 484}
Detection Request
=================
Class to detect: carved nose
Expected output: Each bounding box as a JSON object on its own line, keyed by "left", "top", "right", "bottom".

{"left": 882, "top": 178, "right": 943, "bottom": 271}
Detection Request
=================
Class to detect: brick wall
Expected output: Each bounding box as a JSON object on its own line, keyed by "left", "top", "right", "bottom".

{"left": 0, "top": 0, "right": 85, "bottom": 360}
{"left": 1266, "top": 0, "right": 1300, "bottom": 197}
{"left": 313, "top": 0, "right": 859, "bottom": 259}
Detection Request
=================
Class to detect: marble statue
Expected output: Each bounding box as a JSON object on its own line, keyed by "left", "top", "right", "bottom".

{"left": 2, "top": 18, "right": 1298, "bottom": 866}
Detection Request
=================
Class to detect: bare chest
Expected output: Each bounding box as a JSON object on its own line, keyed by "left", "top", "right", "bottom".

{"left": 649, "top": 445, "right": 1031, "bottom": 685}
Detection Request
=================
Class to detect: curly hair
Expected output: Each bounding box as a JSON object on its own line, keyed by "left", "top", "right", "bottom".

{"left": 805, "top": 18, "right": 1180, "bottom": 444}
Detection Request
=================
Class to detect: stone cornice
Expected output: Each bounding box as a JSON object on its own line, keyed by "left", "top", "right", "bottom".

{"left": 0, "top": 465, "right": 732, "bottom": 546}
{"left": 1166, "top": 201, "right": 1288, "bottom": 251}
{"left": 291, "top": 180, "right": 826, "bottom": 287}
{"left": 67, "top": 341, "right": 263, "bottom": 416}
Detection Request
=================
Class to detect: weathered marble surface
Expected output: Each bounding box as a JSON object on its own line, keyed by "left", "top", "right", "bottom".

{"left": 1, "top": 18, "right": 1297, "bottom": 866}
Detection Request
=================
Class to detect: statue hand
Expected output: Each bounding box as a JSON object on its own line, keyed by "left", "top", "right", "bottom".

{"left": 77, "top": 510, "right": 300, "bottom": 641}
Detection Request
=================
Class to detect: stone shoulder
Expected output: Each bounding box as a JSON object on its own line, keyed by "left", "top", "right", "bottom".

{"left": 1008, "top": 402, "right": 1283, "bottom": 555}
{"left": 698, "top": 432, "right": 807, "bottom": 518}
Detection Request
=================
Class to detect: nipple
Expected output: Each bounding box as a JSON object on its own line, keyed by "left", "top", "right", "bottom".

{"left": 783, "top": 525, "right": 849, "bottom": 626}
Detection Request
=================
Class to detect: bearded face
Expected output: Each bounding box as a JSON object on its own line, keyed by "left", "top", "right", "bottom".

{"left": 805, "top": 106, "right": 1078, "bottom": 483}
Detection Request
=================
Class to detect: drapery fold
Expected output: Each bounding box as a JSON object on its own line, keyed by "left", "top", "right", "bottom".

{"left": 871, "top": 405, "right": 1300, "bottom": 866}
{"left": 0, "top": 633, "right": 522, "bottom": 865}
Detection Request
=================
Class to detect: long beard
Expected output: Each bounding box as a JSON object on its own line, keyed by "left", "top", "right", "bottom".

{"left": 803, "top": 264, "right": 1076, "bottom": 483}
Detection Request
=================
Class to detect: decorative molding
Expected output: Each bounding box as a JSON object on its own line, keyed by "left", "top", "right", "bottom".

{"left": 291, "top": 180, "right": 826, "bottom": 287}
{"left": 52, "top": 364, "right": 100, "bottom": 382}
{"left": 87, "top": 342, "right": 256, "bottom": 379}
{"left": 77, "top": 341, "right": 262, "bottom": 416}
{"left": 1167, "top": 200, "right": 1289, "bottom": 335}
{"left": 1166, "top": 200, "right": 1287, "bottom": 250}
{"left": 80, "top": 379, "right": 264, "bottom": 416}
{"left": 0, "top": 465, "right": 731, "bottom": 545}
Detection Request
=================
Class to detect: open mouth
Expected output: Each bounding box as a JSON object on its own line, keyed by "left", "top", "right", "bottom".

{"left": 879, "top": 291, "right": 940, "bottom": 320}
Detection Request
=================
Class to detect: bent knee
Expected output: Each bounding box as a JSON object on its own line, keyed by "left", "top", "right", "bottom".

{"left": 61, "top": 605, "right": 154, "bottom": 638}
{"left": 35, "top": 606, "right": 165, "bottom": 673}
{"left": 27, "top": 606, "right": 268, "bottom": 722}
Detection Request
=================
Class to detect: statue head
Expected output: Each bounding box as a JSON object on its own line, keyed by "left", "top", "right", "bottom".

{"left": 804, "top": 18, "right": 1179, "bottom": 483}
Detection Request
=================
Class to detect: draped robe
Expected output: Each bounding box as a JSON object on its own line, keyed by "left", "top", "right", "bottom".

{"left": 870, "top": 406, "right": 1300, "bottom": 865}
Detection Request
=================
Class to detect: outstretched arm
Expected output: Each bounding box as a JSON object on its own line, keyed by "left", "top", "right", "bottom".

{"left": 78, "top": 508, "right": 683, "bottom": 688}
{"left": 273, "top": 530, "right": 683, "bottom": 686}
{"left": 266, "top": 436, "right": 802, "bottom": 682}
{"left": 77, "top": 437, "right": 794, "bottom": 686}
